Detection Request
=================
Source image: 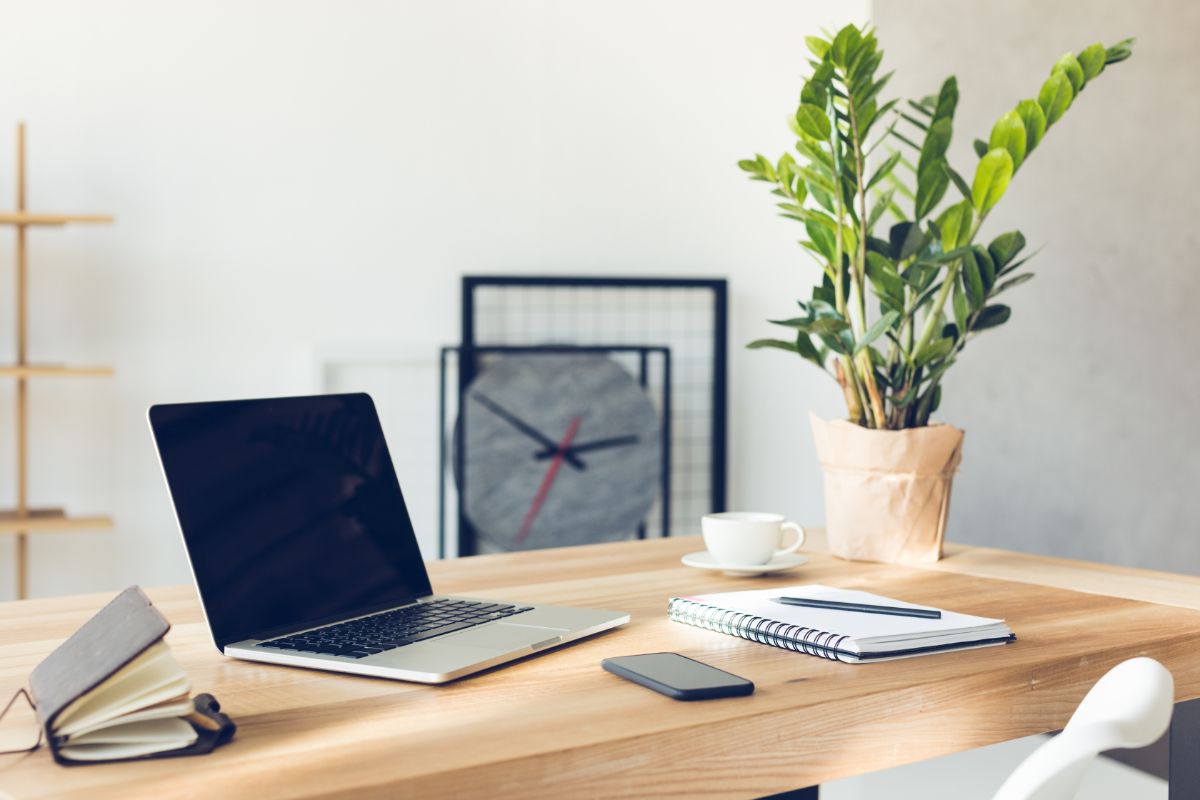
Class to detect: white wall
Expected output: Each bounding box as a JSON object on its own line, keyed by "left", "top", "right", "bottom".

{"left": 874, "top": 0, "right": 1200, "bottom": 570}
{"left": 6, "top": 0, "right": 1189, "bottom": 600}
{"left": 0, "top": 0, "right": 867, "bottom": 597}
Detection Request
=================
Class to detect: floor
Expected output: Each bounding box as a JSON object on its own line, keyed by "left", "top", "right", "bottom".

{"left": 821, "top": 734, "right": 1166, "bottom": 798}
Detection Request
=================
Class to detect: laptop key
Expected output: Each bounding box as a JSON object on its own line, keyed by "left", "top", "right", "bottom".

{"left": 406, "top": 621, "right": 477, "bottom": 642}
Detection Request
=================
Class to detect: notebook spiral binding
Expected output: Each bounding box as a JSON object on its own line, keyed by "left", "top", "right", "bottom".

{"left": 667, "top": 598, "right": 852, "bottom": 662}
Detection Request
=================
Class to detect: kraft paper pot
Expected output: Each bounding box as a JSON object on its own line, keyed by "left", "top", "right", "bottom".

{"left": 809, "top": 412, "right": 964, "bottom": 564}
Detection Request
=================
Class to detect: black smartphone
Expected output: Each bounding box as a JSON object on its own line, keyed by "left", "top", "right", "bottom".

{"left": 601, "top": 653, "right": 754, "bottom": 700}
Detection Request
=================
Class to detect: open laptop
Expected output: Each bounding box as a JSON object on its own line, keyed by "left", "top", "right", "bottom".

{"left": 148, "top": 393, "right": 629, "bottom": 683}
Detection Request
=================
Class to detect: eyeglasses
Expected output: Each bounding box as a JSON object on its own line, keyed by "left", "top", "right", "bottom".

{"left": 0, "top": 688, "right": 42, "bottom": 755}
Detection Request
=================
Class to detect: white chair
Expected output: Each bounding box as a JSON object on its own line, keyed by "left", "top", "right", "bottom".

{"left": 994, "top": 657, "right": 1175, "bottom": 800}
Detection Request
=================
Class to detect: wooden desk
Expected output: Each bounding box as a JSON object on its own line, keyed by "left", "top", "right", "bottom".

{"left": 2, "top": 534, "right": 1200, "bottom": 799}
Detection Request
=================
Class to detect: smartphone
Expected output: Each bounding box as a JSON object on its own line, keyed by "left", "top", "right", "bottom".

{"left": 601, "top": 653, "right": 754, "bottom": 700}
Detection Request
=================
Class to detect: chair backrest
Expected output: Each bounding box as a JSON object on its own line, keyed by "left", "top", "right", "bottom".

{"left": 993, "top": 657, "right": 1175, "bottom": 800}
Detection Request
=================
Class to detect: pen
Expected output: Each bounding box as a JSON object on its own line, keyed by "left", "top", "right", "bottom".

{"left": 771, "top": 597, "right": 942, "bottom": 619}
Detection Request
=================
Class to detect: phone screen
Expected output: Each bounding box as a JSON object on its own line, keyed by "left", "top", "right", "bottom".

{"left": 604, "top": 653, "right": 752, "bottom": 694}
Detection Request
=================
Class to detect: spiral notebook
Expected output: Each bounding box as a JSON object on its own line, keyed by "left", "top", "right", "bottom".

{"left": 668, "top": 585, "right": 1015, "bottom": 663}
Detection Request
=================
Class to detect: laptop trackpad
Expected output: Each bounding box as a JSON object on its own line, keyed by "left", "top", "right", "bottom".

{"left": 452, "top": 622, "right": 570, "bottom": 652}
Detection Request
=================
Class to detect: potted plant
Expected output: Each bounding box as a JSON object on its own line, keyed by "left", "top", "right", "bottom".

{"left": 740, "top": 25, "right": 1134, "bottom": 564}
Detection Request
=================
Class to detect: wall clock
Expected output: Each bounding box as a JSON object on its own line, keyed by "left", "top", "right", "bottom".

{"left": 451, "top": 352, "right": 665, "bottom": 553}
{"left": 457, "top": 276, "right": 727, "bottom": 549}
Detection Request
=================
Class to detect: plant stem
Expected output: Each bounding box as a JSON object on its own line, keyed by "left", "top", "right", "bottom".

{"left": 910, "top": 218, "right": 983, "bottom": 360}
{"left": 834, "top": 356, "right": 864, "bottom": 424}
{"left": 847, "top": 94, "right": 887, "bottom": 428}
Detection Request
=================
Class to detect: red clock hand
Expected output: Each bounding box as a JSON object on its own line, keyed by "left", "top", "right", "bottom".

{"left": 515, "top": 416, "right": 581, "bottom": 547}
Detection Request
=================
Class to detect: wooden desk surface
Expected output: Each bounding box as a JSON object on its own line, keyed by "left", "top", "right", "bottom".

{"left": 3, "top": 534, "right": 1200, "bottom": 799}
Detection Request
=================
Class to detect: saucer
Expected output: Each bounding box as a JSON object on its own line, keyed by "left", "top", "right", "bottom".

{"left": 681, "top": 550, "right": 809, "bottom": 577}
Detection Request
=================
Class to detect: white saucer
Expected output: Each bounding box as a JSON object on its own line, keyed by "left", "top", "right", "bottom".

{"left": 681, "top": 550, "right": 809, "bottom": 577}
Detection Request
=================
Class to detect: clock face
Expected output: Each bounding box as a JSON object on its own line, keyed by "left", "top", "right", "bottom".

{"left": 454, "top": 354, "right": 661, "bottom": 552}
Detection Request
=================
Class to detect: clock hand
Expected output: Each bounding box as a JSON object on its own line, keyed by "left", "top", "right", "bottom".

{"left": 471, "top": 392, "right": 586, "bottom": 471}
{"left": 515, "top": 416, "right": 582, "bottom": 546}
{"left": 532, "top": 434, "right": 640, "bottom": 460}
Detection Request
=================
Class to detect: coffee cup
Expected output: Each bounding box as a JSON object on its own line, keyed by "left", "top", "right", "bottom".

{"left": 700, "top": 512, "right": 806, "bottom": 566}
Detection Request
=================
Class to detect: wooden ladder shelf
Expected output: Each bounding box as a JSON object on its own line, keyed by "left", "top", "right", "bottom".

{"left": 2, "top": 123, "right": 113, "bottom": 599}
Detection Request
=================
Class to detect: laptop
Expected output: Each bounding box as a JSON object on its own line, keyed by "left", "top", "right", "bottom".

{"left": 148, "top": 393, "right": 629, "bottom": 683}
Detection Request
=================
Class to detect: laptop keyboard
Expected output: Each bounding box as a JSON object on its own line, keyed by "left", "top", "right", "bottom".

{"left": 256, "top": 599, "right": 533, "bottom": 659}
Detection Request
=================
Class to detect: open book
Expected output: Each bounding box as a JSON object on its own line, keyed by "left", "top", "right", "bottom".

{"left": 669, "top": 584, "right": 1015, "bottom": 663}
{"left": 29, "top": 586, "right": 234, "bottom": 764}
{"left": 50, "top": 641, "right": 196, "bottom": 761}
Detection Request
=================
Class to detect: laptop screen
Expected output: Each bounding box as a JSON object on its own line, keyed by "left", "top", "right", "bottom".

{"left": 149, "top": 393, "right": 433, "bottom": 648}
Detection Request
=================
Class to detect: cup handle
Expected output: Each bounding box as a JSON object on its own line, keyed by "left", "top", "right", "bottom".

{"left": 776, "top": 522, "right": 806, "bottom": 556}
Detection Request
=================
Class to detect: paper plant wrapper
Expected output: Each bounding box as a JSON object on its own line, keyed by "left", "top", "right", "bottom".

{"left": 809, "top": 412, "right": 964, "bottom": 564}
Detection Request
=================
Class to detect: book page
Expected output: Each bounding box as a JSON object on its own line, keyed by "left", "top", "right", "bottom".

{"left": 54, "top": 641, "right": 190, "bottom": 737}
{"left": 58, "top": 718, "right": 197, "bottom": 761}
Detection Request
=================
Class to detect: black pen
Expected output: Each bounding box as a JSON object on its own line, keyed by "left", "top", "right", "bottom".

{"left": 772, "top": 596, "right": 942, "bottom": 619}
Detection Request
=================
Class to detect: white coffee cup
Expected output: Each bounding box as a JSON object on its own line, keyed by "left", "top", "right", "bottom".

{"left": 701, "top": 512, "right": 806, "bottom": 566}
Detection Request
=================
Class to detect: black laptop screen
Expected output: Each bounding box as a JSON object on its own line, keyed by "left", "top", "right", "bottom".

{"left": 149, "top": 394, "right": 433, "bottom": 649}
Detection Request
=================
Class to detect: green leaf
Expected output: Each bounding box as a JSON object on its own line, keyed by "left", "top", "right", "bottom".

{"left": 972, "top": 148, "right": 1013, "bottom": 214}
{"left": 768, "top": 317, "right": 810, "bottom": 329}
{"left": 992, "top": 272, "right": 1035, "bottom": 296}
{"left": 997, "top": 251, "right": 1038, "bottom": 277}
{"left": 855, "top": 311, "right": 900, "bottom": 354}
{"left": 915, "top": 337, "right": 955, "bottom": 366}
{"left": 913, "top": 281, "right": 942, "bottom": 313}
{"left": 1015, "top": 99, "right": 1047, "bottom": 153}
{"left": 907, "top": 99, "right": 933, "bottom": 118}
{"left": 961, "top": 250, "right": 985, "bottom": 309}
{"left": 1053, "top": 53, "right": 1085, "bottom": 93}
{"left": 973, "top": 138, "right": 989, "bottom": 158}
{"left": 808, "top": 316, "right": 851, "bottom": 335}
{"left": 805, "top": 36, "right": 830, "bottom": 59}
{"left": 917, "top": 118, "right": 952, "bottom": 176}
{"left": 757, "top": 153, "right": 777, "bottom": 181}
{"left": 888, "top": 221, "right": 929, "bottom": 261}
{"left": 800, "top": 78, "right": 828, "bottom": 109}
{"left": 952, "top": 273, "right": 969, "bottom": 333}
{"left": 1105, "top": 37, "right": 1135, "bottom": 65}
{"left": 914, "top": 160, "right": 949, "bottom": 219}
{"left": 972, "top": 304, "right": 1012, "bottom": 331}
{"left": 972, "top": 245, "right": 996, "bottom": 291}
{"left": 933, "top": 76, "right": 958, "bottom": 122}
{"left": 935, "top": 200, "right": 974, "bottom": 251}
{"left": 747, "top": 338, "right": 797, "bottom": 352}
{"left": 1077, "top": 43, "right": 1106, "bottom": 81}
{"left": 818, "top": 328, "right": 852, "bottom": 355}
{"left": 855, "top": 71, "right": 893, "bottom": 113}
{"left": 1038, "top": 70, "right": 1073, "bottom": 127}
{"left": 944, "top": 164, "right": 973, "bottom": 201}
{"left": 865, "top": 251, "right": 905, "bottom": 308}
{"left": 805, "top": 220, "right": 837, "bottom": 262}
{"left": 867, "top": 188, "right": 896, "bottom": 230}
{"left": 737, "top": 158, "right": 763, "bottom": 175}
{"left": 795, "top": 103, "right": 832, "bottom": 140}
{"left": 831, "top": 24, "right": 862, "bottom": 67}
{"left": 867, "top": 151, "right": 902, "bottom": 190}
{"left": 794, "top": 329, "right": 823, "bottom": 362}
{"left": 988, "top": 230, "right": 1026, "bottom": 268}
{"left": 988, "top": 110, "right": 1027, "bottom": 170}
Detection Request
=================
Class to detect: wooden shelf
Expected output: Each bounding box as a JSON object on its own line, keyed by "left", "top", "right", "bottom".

{"left": 0, "top": 364, "right": 113, "bottom": 378}
{"left": 0, "top": 508, "right": 113, "bottom": 534}
{"left": 4, "top": 124, "right": 115, "bottom": 598}
{"left": 0, "top": 212, "right": 113, "bottom": 226}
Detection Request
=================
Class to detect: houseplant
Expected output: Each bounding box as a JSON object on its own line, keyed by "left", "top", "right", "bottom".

{"left": 741, "top": 25, "right": 1134, "bottom": 563}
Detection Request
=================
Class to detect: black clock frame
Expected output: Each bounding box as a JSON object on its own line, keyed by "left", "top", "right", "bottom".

{"left": 438, "top": 344, "right": 672, "bottom": 558}
{"left": 460, "top": 275, "right": 729, "bottom": 532}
